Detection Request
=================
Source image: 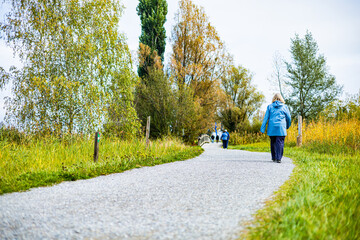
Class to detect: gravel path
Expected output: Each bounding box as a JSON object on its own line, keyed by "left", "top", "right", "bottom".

{"left": 0, "top": 142, "right": 294, "bottom": 240}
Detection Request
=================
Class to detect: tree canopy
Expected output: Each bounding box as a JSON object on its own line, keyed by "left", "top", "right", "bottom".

{"left": 1, "top": 0, "right": 139, "bottom": 137}
{"left": 0, "top": 0, "right": 270, "bottom": 141}
{"left": 285, "top": 31, "right": 342, "bottom": 120}
{"left": 135, "top": 0, "right": 171, "bottom": 138}
{"left": 220, "top": 65, "right": 264, "bottom": 132}
{"left": 170, "top": 0, "right": 231, "bottom": 140}
{"left": 135, "top": 44, "right": 175, "bottom": 138}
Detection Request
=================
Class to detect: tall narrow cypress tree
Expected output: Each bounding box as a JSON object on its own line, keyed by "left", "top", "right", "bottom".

{"left": 136, "top": 0, "right": 168, "bottom": 78}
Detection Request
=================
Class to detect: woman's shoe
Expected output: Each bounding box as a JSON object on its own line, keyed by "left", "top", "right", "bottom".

{"left": 276, "top": 160, "right": 281, "bottom": 163}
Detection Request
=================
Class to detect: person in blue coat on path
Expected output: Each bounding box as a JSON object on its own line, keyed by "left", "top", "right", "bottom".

{"left": 260, "top": 93, "right": 291, "bottom": 163}
{"left": 221, "top": 130, "right": 230, "bottom": 149}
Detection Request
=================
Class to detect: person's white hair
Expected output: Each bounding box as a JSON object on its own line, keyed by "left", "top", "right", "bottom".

{"left": 272, "top": 93, "right": 285, "bottom": 103}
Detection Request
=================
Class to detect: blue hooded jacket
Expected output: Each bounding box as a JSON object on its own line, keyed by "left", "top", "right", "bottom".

{"left": 221, "top": 131, "right": 230, "bottom": 141}
{"left": 260, "top": 101, "right": 291, "bottom": 136}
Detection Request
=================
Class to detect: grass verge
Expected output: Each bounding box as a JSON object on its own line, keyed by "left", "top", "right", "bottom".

{"left": 0, "top": 137, "right": 203, "bottom": 195}
{"left": 230, "top": 142, "right": 360, "bottom": 240}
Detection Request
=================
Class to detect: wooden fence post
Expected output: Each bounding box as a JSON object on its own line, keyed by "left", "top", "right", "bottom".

{"left": 146, "top": 116, "right": 150, "bottom": 147}
{"left": 297, "top": 115, "right": 302, "bottom": 147}
{"left": 94, "top": 132, "right": 100, "bottom": 162}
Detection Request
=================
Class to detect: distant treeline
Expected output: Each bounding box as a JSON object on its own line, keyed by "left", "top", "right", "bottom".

{"left": 0, "top": 0, "right": 346, "bottom": 143}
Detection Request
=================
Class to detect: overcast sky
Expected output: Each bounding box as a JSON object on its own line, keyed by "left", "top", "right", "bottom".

{"left": 1, "top": 0, "right": 360, "bottom": 122}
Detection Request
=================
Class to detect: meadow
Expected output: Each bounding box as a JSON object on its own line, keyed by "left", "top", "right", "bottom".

{"left": 0, "top": 135, "right": 203, "bottom": 194}
{"left": 232, "top": 117, "right": 360, "bottom": 239}
{"left": 1, "top": 116, "right": 359, "bottom": 238}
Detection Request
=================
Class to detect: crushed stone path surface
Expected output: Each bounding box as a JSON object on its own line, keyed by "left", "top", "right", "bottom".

{"left": 0, "top": 142, "right": 294, "bottom": 240}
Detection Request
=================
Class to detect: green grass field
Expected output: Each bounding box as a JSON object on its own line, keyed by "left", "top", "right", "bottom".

{"left": 1, "top": 128, "right": 359, "bottom": 239}
{"left": 230, "top": 142, "right": 360, "bottom": 240}
{"left": 0, "top": 137, "right": 203, "bottom": 194}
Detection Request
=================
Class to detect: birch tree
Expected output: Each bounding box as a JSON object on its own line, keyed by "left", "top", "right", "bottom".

{"left": 1, "top": 0, "right": 139, "bottom": 137}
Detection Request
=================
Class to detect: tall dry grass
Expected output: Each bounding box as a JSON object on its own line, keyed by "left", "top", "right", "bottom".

{"left": 286, "top": 116, "right": 360, "bottom": 154}
{"left": 229, "top": 131, "right": 268, "bottom": 145}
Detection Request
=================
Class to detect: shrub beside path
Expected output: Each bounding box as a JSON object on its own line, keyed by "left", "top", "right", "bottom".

{"left": 0, "top": 143, "right": 294, "bottom": 239}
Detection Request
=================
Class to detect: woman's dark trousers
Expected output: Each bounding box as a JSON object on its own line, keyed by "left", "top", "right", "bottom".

{"left": 270, "top": 136, "right": 285, "bottom": 160}
{"left": 222, "top": 140, "right": 228, "bottom": 149}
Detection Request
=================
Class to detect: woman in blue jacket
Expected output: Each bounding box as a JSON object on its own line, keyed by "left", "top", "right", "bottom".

{"left": 221, "top": 130, "right": 230, "bottom": 149}
{"left": 260, "top": 93, "right": 291, "bottom": 163}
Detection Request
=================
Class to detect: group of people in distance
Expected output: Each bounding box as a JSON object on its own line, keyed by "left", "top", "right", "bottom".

{"left": 210, "top": 130, "right": 230, "bottom": 149}
{"left": 209, "top": 93, "right": 291, "bottom": 164}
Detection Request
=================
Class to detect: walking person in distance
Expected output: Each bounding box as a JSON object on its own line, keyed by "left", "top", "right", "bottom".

{"left": 211, "top": 133, "right": 215, "bottom": 143}
{"left": 260, "top": 93, "right": 291, "bottom": 163}
{"left": 221, "top": 130, "right": 230, "bottom": 149}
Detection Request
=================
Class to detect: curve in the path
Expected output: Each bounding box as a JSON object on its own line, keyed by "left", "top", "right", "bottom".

{"left": 0, "top": 142, "right": 294, "bottom": 240}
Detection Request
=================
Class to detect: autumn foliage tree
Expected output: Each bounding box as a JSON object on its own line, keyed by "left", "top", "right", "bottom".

{"left": 219, "top": 65, "right": 264, "bottom": 132}
{"left": 0, "top": 0, "right": 139, "bottom": 137}
{"left": 170, "top": 0, "right": 231, "bottom": 141}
